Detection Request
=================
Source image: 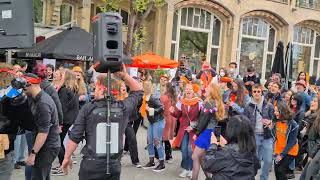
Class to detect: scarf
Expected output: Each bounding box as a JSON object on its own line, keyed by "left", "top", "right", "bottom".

{"left": 200, "top": 70, "right": 213, "bottom": 88}
{"left": 140, "top": 95, "right": 148, "bottom": 118}
{"left": 181, "top": 97, "right": 201, "bottom": 106}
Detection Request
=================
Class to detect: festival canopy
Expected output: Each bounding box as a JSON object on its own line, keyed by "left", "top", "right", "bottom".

{"left": 16, "top": 27, "right": 93, "bottom": 61}
{"left": 126, "top": 52, "right": 178, "bottom": 69}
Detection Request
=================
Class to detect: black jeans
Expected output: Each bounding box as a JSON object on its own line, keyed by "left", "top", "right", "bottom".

{"left": 274, "top": 155, "right": 295, "bottom": 180}
{"left": 124, "top": 124, "right": 139, "bottom": 164}
{"left": 58, "top": 124, "right": 72, "bottom": 165}
{"left": 32, "top": 148, "right": 59, "bottom": 180}
{"left": 79, "top": 158, "right": 121, "bottom": 180}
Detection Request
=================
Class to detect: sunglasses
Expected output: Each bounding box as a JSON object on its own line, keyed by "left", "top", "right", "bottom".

{"left": 252, "top": 90, "right": 261, "bottom": 94}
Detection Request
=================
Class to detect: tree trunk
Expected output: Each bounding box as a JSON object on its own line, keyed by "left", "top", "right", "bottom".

{"left": 125, "top": 0, "right": 135, "bottom": 56}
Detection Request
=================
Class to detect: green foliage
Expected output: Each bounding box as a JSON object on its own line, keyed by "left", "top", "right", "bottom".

{"left": 100, "top": 0, "right": 122, "bottom": 12}
{"left": 134, "top": 0, "right": 166, "bottom": 13}
{"left": 33, "top": 0, "right": 43, "bottom": 23}
{"left": 133, "top": 26, "right": 147, "bottom": 49}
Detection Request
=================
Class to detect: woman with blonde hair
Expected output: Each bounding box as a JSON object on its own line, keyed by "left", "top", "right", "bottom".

{"left": 72, "top": 66, "right": 89, "bottom": 107}
{"left": 191, "top": 83, "right": 225, "bottom": 180}
{"left": 52, "top": 69, "right": 80, "bottom": 176}
{"left": 141, "top": 80, "right": 166, "bottom": 172}
{"left": 170, "top": 82, "right": 202, "bottom": 178}
{"left": 52, "top": 69, "right": 63, "bottom": 91}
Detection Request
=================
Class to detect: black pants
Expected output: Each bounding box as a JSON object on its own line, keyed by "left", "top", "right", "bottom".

{"left": 79, "top": 158, "right": 121, "bottom": 180}
{"left": 58, "top": 124, "right": 72, "bottom": 165}
{"left": 32, "top": 148, "right": 59, "bottom": 180}
{"left": 124, "top": 124, "right": 139, "bottom": 164}
{"left": 164, "top": 140, "right": 172, "bottom": 160}
{"left": 274, "top": 155, "right": 295, "bottom": 180}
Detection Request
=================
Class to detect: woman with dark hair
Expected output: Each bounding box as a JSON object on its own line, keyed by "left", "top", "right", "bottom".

{"left": 212, "top": 67, "right": 228, "bottom": 84}
{"left": 203, "top": 115, "right": 260, "bottom": 180}
{"left": 224, "top": 79, "right": 249, "bottom": 117}
{"left": 291, "top": 72, "right": 309, "bottom": 93}
{"left": 300, "top": 111, "right": 320, "bottom": 180}
{"left": 45, "top": 64, "right": 55, "bottom": 82}
{"left": 160, "top": 82, "right": 177, "bottom": 163}
{"left": 271, "top": 101, "right": 299, "bottom": 180}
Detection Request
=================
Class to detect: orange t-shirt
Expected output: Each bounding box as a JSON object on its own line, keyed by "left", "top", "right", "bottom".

{"left": 274, "top": 121, "right": 299, "bottom": 156}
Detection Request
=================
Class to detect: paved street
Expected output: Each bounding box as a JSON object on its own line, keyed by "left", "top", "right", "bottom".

{"left": 13, "top": 127, "right": 301, "bottom": 180}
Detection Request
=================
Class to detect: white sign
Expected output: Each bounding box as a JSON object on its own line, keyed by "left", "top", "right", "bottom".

{"left": 76, "top": 55, "right": 93, "bottom": 61}
{"left": 2, "top": 10, "right": 12, "bottom": 19}
{"left": 96, "top": 122, "right": 119, "bottom": 154}
{"left": 43, "top": 59, "right": 56, "bottom": 69}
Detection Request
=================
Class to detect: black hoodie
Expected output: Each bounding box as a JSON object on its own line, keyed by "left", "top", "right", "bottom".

{"left": 41, "top": 80, "right": 63, "bottom": 125}
{"left": 203, "top": 143, "right": 260, "bottom": 180}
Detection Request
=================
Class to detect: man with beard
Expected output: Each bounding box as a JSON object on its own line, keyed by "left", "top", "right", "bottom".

{"left": 23, "top": 73, "right": 60, "bottom": 180}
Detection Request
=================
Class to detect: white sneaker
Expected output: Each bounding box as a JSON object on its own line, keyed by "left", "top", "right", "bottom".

{"left": 179, "top": 169, "right": 189, "bottom": 178}
{"left": 187, "top": 170, "right": 192, "bottom": 178}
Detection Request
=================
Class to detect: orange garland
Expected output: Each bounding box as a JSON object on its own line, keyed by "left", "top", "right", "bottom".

{"left": 181, "top": 97, "right": 201, "bottom": 106}
{"left": 139, "top": 95, "right": 147, "bottom": 118}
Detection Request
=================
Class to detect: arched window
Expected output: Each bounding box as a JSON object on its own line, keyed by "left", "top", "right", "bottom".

{"left": 292, "top": 26, "right": 320, "bottom": 80}
{"left": 238, "top": 17, "right": 276, "bottom": 80}
{"left": 171, "top": 7, "right": 222, "bottom": 73}
{"left": 60, "top": 3, "right": 74, "bottom": 25}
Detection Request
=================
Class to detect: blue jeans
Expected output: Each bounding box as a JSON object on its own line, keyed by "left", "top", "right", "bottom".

{"left": 147, "top": 120, "right": 165, "bottom": 160}
{"left": 0, "top": 152, "right": 14, "bottom": 180}
{"left": 181, "top": 132, "right": 193, "bottom": 170}
{"left": 13, "top": 134, "right": 27, "bottom": 163}
{"left": 256, "top": 134, "right": 273, "bottom": 180}
{"left": 25, "top": 131, "right": 34, "bottom": 180}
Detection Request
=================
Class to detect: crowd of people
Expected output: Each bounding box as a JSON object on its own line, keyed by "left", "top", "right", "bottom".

{"left": 0, "top": 59, "right": 319, "bottom": 180}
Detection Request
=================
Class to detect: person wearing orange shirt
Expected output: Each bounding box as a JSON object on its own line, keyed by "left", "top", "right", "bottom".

{"left": 270, "top": 101, "right": 299, "bottom": 180}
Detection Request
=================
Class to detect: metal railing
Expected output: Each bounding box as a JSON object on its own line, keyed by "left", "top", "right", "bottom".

{"left": 296, "top": 0, "right": 320, "bottom": 10}
{"left": 37, "top": 20, "right": 78, "bottom": 36}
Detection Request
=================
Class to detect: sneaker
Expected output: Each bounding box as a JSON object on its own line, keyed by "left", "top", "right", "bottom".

{"left": 133, "top": 162, "right": 142, "bottom": 168}
{"left": 14, "top": 163, "right": 21, "bottom": 169}
{"left": 51, "top": 169, "right": 65, "bottom": 176}
{"left": 51, "top": 166, "right": 60, "bottom": 172}
{"left": 16, "top": 161, "right": 26, "bottom": 166}
{"left": 142, "top": 161, "right": 156, "bottom": 169}
{"left": 286, "top": 173, "right": 295, "bottom": 179}
{"left": 153, "top": 163, "right": 165, "bottom": 172}
{"left": 72, "top": 160, "right": 77, "bottom": 164}
{"left": 187, "top": 170, "right": 192, "bottom": 177}
{"left": 295, "top": 166, "right": 303, "bottom": 173}
{"left": 179, "top": 169, "right": 189, "bottom": 178}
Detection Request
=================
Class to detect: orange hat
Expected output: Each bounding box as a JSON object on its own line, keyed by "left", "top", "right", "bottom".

{"left": 72, "top": 66, "right": 83, "bottom": 73}
{"left": 220, "top": 77, "right": 233, "bottom": 83}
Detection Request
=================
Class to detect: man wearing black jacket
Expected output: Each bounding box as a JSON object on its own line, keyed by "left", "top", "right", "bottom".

{"left": 244, "top": 84, "right": 274, "bottom": 180}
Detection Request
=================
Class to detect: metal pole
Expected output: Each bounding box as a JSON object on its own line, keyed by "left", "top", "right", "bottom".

{"left": 106, "top": 69, "right": 111, "bottom": 174}
{"left": 6, "top": 50, "right": 12, "bottom": 64}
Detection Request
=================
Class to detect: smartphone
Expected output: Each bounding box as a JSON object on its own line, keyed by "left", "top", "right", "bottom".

{"left": 214, "top": 126, "right": 222, "bottom": 142}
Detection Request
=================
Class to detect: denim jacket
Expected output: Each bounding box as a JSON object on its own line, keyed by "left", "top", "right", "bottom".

{"left": 271, "top": 119, "right": 299, "bottom": 158}
{"left": 243, "top": 97, "right": 274, "bottom": 139}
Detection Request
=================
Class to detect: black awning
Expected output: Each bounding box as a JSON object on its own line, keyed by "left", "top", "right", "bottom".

{"left": 17, "top": 27, "right": 93, "bottom": 61}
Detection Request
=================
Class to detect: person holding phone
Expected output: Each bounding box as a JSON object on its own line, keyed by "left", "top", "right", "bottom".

{"left": 203, "top": 115, "right": 260, "bottom": 180}
{"left": 243, "top": 84, "right": 274, "bottom": 180}
{"left": 191, "top": 83, "right": 225, "bottom": 180}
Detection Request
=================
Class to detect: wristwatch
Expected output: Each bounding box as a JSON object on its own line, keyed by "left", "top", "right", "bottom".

{"left": 31, "top": 149, "right": 37, "bottom": 155}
